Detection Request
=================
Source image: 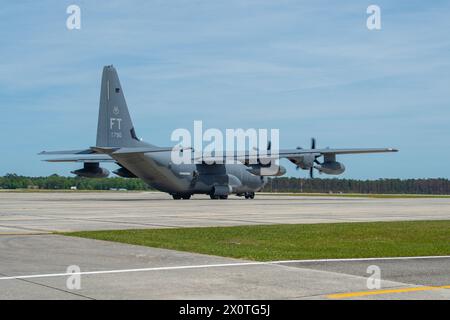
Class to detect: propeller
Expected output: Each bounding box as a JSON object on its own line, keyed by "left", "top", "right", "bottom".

{"left": 295, "top": 138, "right": 322, "bottom": 177}
{"left": 309, "top": 137, "right": 322, "bottom": 178}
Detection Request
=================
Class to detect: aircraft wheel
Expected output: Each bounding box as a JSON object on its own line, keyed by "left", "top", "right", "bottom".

{"left": 210, "top": 194, "right": 219, "bottom": 200}
{"left": 219, "top": 195, "right": 228, "bottom": 200}
{"left": 244, "top": 192, "right": 255, "bottom": 199}
{"left": 172, "top": 194, "right": 182, "bottom": 200}
{"left": 182, "top": 194, "right": 191, "bottom": 200}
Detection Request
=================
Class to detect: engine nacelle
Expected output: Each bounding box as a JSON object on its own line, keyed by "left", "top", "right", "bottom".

{"left": 247, "top": 164, "right": 286, "bottom": 176}
{"left": 113, "top": 167, "right": 137, "bottom": 178}
{"left": 294, "top": 154, "right": 317, "bottom": 170}
{"left": 71, "top": 162, "right": 109, "bottom": 178}
{"left": 314, "top": 161, "right": 345, "bottom": 175}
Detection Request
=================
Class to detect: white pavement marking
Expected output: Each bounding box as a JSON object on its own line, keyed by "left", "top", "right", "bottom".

{"left": 1, "top": 255, "right": 448, "bottom": 281}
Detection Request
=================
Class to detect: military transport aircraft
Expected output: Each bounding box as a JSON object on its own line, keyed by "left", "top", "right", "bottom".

{"left": 39, "top": 66, "right": 397, "bottom": 199}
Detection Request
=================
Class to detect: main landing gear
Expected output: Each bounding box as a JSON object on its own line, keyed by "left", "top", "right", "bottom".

{"left": 209, "top": 192, "right": 255, "bottom": 200}
{"left": 172, "top": 194, "right": 191, "bottom": 200}
{"left": 209, "top": 194, "right": 228, "bottom": 200}
{"left": 172, "top": 192, "right": 255, "bottom": 200}
{"left": 244, "top": 192, "right": 255, "bottom": 199}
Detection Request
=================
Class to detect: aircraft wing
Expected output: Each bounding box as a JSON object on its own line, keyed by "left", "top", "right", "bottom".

{"left": 279, "top": 147, "right": 398, "bottom": 156}
{"left": 195, "top": 147, "right": 398, "bottom": 164}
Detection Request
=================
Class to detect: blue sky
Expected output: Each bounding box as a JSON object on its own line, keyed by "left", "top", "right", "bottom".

{"left": 1, "top": 0, "right": 449, "bottom": 179}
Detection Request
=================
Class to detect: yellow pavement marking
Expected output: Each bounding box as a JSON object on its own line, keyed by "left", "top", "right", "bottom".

{"left": 327, "top": 285, "right": 450, "bottom": 299}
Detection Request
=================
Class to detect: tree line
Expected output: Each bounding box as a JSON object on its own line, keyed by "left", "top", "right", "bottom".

{"left": 262, "top": 177, "right": 450, "bottom": 194}
{"left": 0, "top": 174, "right": 150, "bottom": 191}
{"left": 1, "top": 174, "right": 449, "bottom": 194}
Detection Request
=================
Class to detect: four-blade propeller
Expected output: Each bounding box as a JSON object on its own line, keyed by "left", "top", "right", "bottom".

{"left": 309, "top": 138, "right": 322, "bottom": 179}
{"left": 296, "top": 138, "right": 322, "bottom": 178}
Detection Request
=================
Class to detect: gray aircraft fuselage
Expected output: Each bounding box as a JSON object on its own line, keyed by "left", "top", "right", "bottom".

{"left": 112, "top": 150, "right": 266, "bottom": 196}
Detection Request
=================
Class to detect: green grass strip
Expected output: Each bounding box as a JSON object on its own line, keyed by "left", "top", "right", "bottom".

{"left": 62, "top": 220, "right": 450, "bottom": 261}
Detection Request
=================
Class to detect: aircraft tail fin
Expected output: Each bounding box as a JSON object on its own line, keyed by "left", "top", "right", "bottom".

{"left": 96, "top": 65, "right": 147, "bottom": 148}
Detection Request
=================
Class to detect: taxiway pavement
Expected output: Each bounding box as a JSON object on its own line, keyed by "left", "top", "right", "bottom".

{"left": 1, "top": 192, "right": 449, "bottom": 234}
{"left": 0, "top": 192, "right": 449, "bottom": 299}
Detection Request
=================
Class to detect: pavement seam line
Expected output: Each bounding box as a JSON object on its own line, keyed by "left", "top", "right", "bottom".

{"left": 0, "top": 272, "right": 95, "bottom": 300}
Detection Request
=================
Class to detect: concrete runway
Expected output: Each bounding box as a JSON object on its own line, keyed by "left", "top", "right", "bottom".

{"left": 0, "top": 191, "right": 449, "bottom": 299}
{"left": 1, "top": 192, "right": 450, "bottom": 233}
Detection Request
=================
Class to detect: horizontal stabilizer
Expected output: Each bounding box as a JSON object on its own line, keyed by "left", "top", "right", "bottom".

{"left": 91, "top": 146, "right": 191, "bottom": 155}
{"left": 90, "top": 147, "right": 120, "bottom": 154}
{"left": 43, "top": 154, "right": 115, "bottom": 163}
{"left": 113, "top": 146, "right": 190, "bottom": 155}
{"left": 41, "top": 146, "right": 191, "bottom": 162}
{"left": 38, "top": 149, "right": 94, "bottom": 155}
